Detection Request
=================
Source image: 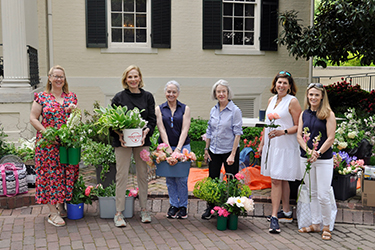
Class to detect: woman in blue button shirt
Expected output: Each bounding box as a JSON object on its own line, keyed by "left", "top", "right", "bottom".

{"left": 202, "top": 79, "right": 243, "bottom": 220}
{"left": 155, "top": 80, "right": 191, "bottom": 219}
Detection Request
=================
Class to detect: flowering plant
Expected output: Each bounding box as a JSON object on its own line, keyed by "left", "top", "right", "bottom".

{"left": 91, "top": 182, "right": 138, "bottom": 198}
{"left": 243, "top": 131, "right": 263, "bottom": 159}
{"left": 140, "top": 143, "right": 196, "bottom": 167}
{"left": 334, "top": 108, "right": 365, "bottom": 151}
{"left": 333, "top": 151, "right": 364, "bottom": 175}
{"left": 297, "top": 127, "right": 321, "bottom": 202}
{"left": 210, "top": 206, "right": 230, "bottom": 217}
{"left": 264, "top": 112, "right": 281, "bottom": 169}
{"left": 68, "top": 175, "right": 94, "bottom": 205}
{"left": 224, "top": 196, "right": 254, "bottom": 216}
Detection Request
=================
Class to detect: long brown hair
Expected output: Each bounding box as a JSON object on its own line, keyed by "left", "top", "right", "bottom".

{"left": 270, "top": 71, "right": 297, "bottom": 96}
{"left": 46, "top": 65, "right": 69, "bottom": 94}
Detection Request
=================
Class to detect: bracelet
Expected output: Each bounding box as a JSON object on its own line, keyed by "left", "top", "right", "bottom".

{"left": 176, "top": 147, "right": 182, "bottom": 151}
{"left": 204, "top": 148, "right": 209, "bottom": 151}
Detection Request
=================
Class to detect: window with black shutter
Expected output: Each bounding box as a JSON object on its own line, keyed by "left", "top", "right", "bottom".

{"left": 86, "top": 0, "right": 108, "bottom": 48}
{"left": 260, "top": 0, "right": 278, "bottom": 51}
{"left": 151, "top": 0, "right": 171, "bottom": 48}
{"left": 202, "top": 0, "right": 222, "bottom": 50}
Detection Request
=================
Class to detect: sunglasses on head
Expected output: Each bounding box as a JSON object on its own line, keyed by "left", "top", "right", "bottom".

{"left": 308, "top": 83, "right": 324, "bottom": 89}
{"left": 279, "top": 71, "right": 291, "bottom": 76}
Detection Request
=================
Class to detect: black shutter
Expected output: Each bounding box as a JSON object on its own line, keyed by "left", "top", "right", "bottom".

{"left": 151, "top": 0, "right": 171, "bottom": 48}
{"left": 86, "top": 0, "right": 107, "bottom": 48}
{"left": 202, "top": 0, "right": 222, "bottom": 50}
{"left": 260, "top": 0, "right": 278, "bottom": 51}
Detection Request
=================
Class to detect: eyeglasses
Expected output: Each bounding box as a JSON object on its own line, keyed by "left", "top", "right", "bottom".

{"left": 279, "top": 71, "right": 291, "bottom": 77}
{"left": 170, "top": 117, "right": 174, "bottom": 129}
{"left": 308, "top": 83, "right": 324, "bottom": 89}
{"left": 52, "top": 75, "right": 65, "bottom": 79}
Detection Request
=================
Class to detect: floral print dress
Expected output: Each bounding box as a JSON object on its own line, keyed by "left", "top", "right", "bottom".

{"left": 34, "top": 92, "right": 79, "bottom": 204}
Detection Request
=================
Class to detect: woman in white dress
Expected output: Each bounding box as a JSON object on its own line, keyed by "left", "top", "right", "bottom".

{"left": 259, "top": 71, "right": 302, "bottom": 234}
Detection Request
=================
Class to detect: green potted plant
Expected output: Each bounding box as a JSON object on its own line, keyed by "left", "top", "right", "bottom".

{"left": 81, "top": 139, "right": 116, "bottom": 187}
{"left": 94, "top": 105, "right": 148, "bottom": 147}
{"left": 67, "top": 175, "right": 94, "bottom": 220}
{"left": 91, "top": 182, "right": 138, "bottom": 219}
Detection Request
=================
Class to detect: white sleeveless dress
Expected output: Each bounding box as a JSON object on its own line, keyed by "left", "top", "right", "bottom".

{"left": 260, "top": 94, "right": 302, "bottom": 181}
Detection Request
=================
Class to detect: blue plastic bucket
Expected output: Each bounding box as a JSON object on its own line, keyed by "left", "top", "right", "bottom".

{"left": 67, "top": 203, "right": 84, "bottom": 220}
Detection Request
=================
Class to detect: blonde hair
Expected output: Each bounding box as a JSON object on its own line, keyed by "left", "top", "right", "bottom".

{"left": 304, "top": 84, "right": 332, "bottom": 120}
{"left": 46, "top": 65, "right": 69, "bottom": 94}
{"left": 121, "top": 65, "right": 144, "bottom": 89}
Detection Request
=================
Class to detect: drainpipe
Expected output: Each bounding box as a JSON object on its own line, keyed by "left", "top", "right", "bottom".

{"left": 47, "top": 0, "right": 53, "bottom": 69}
{"left": 308, "top": 0, "right": 314, "bottom": 83}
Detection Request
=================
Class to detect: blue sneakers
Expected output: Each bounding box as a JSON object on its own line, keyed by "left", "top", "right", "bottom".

{"left": 269, "top": 216, "right": 281, "bottom": 234}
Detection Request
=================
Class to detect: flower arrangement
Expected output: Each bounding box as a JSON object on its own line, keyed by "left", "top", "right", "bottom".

{"left": 193, "top": 173, "right": 252, "bottom": 207}
{"left": 69, "top": 175, "right": 94, "bottom": 205}
{"left": 333, "top": 151, "right": 364, "bottom": 175}
{"left": 139, "top": 143, "right": 196, "bottom": 167}
{"left": 91, "top": 182, "right": 138, "bottom": 198}
{"left": 264, "top": 112, "right": 281, "bottom": 169}
{"left": 224, "top": 196, "right": 254, "bottom": 216}
{"left": 94, "top": 104, "right": 148, "bottom": 135}
{"left": 243, "top": 130, "right": 263, "bottom": 159}
{"left": 211, "top": 206, "right": 230, "bottom": 217}
{"left": 297, "top": 127, "right": 321, "bottom": 202}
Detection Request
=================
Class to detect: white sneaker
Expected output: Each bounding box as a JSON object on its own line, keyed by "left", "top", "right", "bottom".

{"left": 140, "top": 210, "right": 151, "bottom": 223}
{"left": 114, "top": 213, "right": 126, "bottom": 227}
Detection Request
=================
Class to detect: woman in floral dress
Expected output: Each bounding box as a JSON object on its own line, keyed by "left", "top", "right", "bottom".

{"left": 30, "top": 65, "right": 79, "bottom": 227}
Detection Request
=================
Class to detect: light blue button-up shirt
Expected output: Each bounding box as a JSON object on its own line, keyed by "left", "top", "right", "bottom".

{"left": 206, "top": 100, "right": 243, "bottom": 154}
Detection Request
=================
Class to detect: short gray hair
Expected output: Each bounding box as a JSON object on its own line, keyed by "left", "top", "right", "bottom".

{"left": 211, "top": 79, "right": 233, "bottom": 100}
{"left": 164, "top": 80, "right": 180, "bottom": 93}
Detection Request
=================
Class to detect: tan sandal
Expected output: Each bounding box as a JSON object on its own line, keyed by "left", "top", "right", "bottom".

{"left": 48, "top": 213, "right": 65, "bottom": 227}
{"left": 298, "top": 224, "right": 320, "bottom": 233}
{"left": 56, "top": 204, "right": 67, "bottom": 218}
{"left": 322, "top": 228, "right": 332, "bottom": 240}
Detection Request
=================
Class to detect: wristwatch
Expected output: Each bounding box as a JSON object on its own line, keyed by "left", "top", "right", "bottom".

{"left": 284, "top": 129, "right": 288, "bottom": 135}
{"left": 317, "top": 151, "right": 322, "bottom": 156}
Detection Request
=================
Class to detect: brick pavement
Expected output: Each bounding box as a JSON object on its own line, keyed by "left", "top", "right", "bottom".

{"left": 1, "top": 202, "right": 375, "bottom": 250}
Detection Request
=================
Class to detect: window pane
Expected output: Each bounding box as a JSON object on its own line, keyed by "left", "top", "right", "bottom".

{"left": 124, "top": 29, "right": 135, "bottom": 42}
{"left": 136, "top": 0, "right": 146, "bottom": 12}
{"left": 245, "top": 4, "right": 254, "bottom": 16}
{"left": 234, "top": 17, "right": 243, "bottom": 30}
{"left": 223, "top": 17, "right": 232, "bottom": 30}
{"left": 234, "top": 3, "right": 243, "bottom": 16}
{"left": 245, "top": 0, "right": 255, "bottom": 2}
{"left": 124, "top": 0, "right": 134, "bottom": 12}
{"left": 112, "top": 28, "right": 122, "bottom": 42}
{"left": 111, "top": 0, "right": 122, "bottom": 11}
{"left": 124, "top": 14, "right": 134, "bottom": 27}
{"left": 112, "top": 13, "right": 122, "bottom": 27}
{"left": 136, "top": 29, "right": 146, "bottom": 42}
{"left": 223, "top": 32, "right": 233, "bottom": 45}
{"left": 245, "top": 18, "right": 254, "bottom": 31}
{"left": 244, "top": 32, "right": 254, "bottom": 45}
{"left": 136, "top": 14, "right": 146, "bottom": 27}
{"left": 234, "top": 32, "right": 243, "bottom": 45}
{"left": 223, "top": 3, "right": 232, "bottom": 16}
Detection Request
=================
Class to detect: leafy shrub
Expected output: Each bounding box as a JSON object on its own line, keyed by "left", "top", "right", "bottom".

{"left": 326, "top": 79, "right": 375, "bottom": 117}
{"left": 190, "top": 140, "right": 205, "bottom": 160}
{"left": 0, "top": 124, "right": 10, "bottom": 159}
{"left": 188, "top": 117, "right": 208, "bottom": 141}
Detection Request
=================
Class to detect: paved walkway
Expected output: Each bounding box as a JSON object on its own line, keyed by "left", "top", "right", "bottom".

{"left": 1, "top": 204, "right": 375, "bottom": 250}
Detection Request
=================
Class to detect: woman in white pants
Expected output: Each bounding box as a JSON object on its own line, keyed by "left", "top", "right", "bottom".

{"left": 296, "top": 83, "right": 336, "bottom": 240}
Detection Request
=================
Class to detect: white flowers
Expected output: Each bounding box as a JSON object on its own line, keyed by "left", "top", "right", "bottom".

{"left": 348, "top": 131, "right": 357, "bottom": 139}
{"left": 337, "top": 141, "right": 348, "bottom": 150}
{"left": 226, "top": 196, "right": 254, "bottom": 214}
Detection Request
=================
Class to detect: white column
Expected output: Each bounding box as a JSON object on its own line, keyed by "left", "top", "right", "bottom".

{"left": 1, "top": 0, "right": 30, "bottom": 88}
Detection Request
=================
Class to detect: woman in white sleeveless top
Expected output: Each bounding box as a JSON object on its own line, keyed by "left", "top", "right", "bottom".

{"left": 259, "top": 71, "right": 302, "bottom": 234}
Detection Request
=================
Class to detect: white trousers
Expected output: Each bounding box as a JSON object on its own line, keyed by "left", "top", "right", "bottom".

{"left": 300, "top": 157, "right": 333, "bottom": 226}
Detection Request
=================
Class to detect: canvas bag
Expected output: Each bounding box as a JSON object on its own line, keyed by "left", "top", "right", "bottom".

{"left": 0, "top": 162, "right": 28, "bottom": 197}
{"left": 297, "top": 184, "right": 337, "bottom": 231}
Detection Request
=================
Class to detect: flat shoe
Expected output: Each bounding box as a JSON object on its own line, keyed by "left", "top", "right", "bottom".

{"left": 48, "top": 213, "right": 65, "bottom": 227}
{"left": 298, "top": 225, "right": 320, "bottom": 233}
{"left": 322, "top": 229, "right": 332, "bottom": 240}
{"left": 56, "top": 204, "right": 67, "bottom": 218}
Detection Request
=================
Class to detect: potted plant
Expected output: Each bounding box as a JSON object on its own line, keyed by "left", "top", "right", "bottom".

{"left": 139, "top": 143, "right": 196, "bottom": 177}
{"left": 195, "top": 153, "right": 204, "bottom": 168}
{"left": 81, "top": 139, "right": 116, "bottom": 188}
{"left": 210, "top": 206, "right": 230, "bottom": 231}
{"left": 332, "top": 151, "right": 364, "bottom": 201}
{"left": 91, "top": 182, "right": 138, "bottom": 219}
{"left": 94, "top": 104, "right": 148, "bottom": 147}
{"left": 67, "top": 175, "right": 94, "bottom": 220}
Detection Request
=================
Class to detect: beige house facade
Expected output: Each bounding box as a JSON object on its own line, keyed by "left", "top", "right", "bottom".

{"left": 0, "top": 0, "right": 312, "bottom": 143}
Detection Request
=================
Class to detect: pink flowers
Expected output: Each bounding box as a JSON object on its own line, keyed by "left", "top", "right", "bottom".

{"left": 267, "top": 113, "right": 280, "bottom": 121}
{"left": 128, "top": 188, "right": 139, "bottom": 197}
{"left": 85, "top": 186, "right": 94, "bottom": 196}
{"left": 140, "top": 144, "right": 196, "bottom": 166}
{"left": 211, "top": 206, "right": 230, "bottom": 217}
{"left": 235, "top": 173, "right": 245, "bottom": 180}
